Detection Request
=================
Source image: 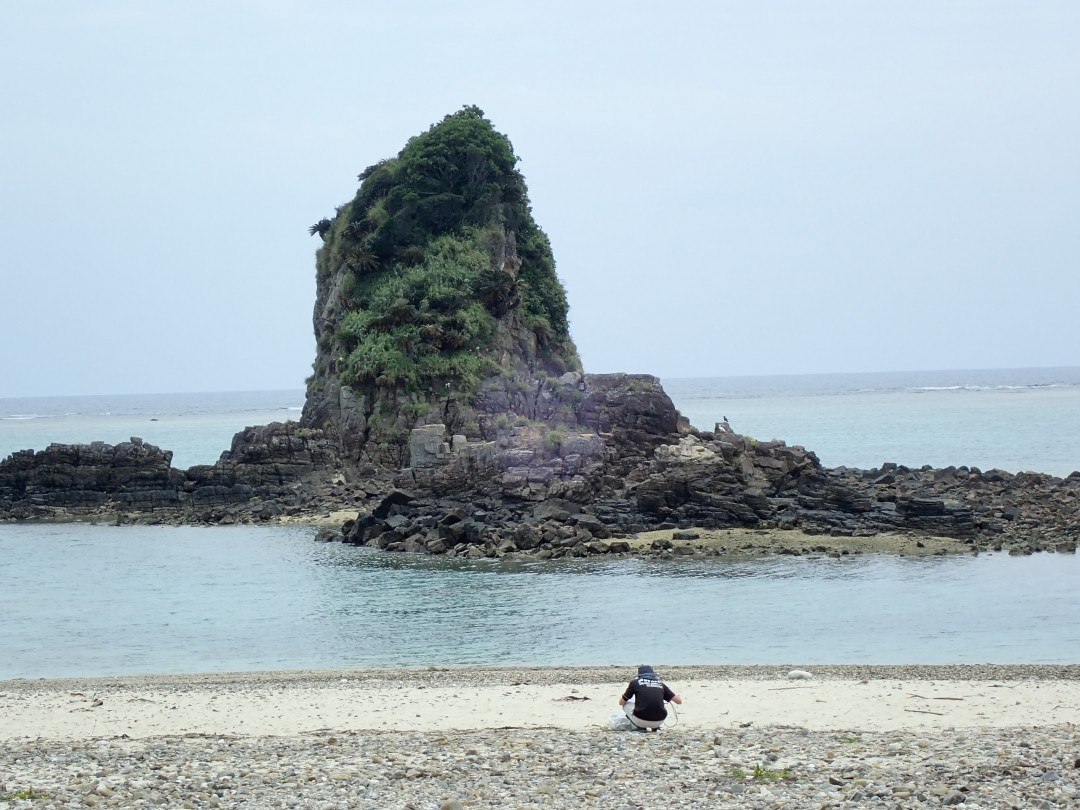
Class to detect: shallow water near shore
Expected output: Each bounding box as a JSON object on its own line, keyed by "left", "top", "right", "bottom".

{"left": 2, "top": 523, "right": 1078, "bottom": 679}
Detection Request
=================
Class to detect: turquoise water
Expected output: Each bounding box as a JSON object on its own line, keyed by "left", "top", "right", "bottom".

{"left": 1, "top": 523, "right": 1077, "bottom": 679}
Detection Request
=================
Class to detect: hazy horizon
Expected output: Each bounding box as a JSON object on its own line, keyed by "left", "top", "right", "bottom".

{"left": 3, "top": 364, "right": 1079, "bottom": 402}
{"left": 3, "top": 2, "right": 1077, "bottom": 398}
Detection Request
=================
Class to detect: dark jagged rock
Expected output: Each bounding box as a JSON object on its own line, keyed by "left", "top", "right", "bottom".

{"left": 331, "top": 416, "right": 1080, "bottom": 559}
{"left": 3, "top": 409, "right": 1076, "bottom": 557}
{"left": 0, "top": 438, "right": 182, "bottom": 519}
{"left": 0, "top": 423, "right": 346, "bottom": 523}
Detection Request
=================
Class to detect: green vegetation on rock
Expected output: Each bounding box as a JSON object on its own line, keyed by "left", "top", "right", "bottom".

{"left": 312, "top": 106, "right": 579, "bottom": 402}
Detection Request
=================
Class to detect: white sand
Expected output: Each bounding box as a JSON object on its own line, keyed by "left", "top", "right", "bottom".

{"left": 3, "top": 666, "right": 1077, "bottom": 742}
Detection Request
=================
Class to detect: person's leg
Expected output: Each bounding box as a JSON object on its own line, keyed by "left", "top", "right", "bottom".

{"left": 624, "top": 701, "right": 664, "bottom": 731}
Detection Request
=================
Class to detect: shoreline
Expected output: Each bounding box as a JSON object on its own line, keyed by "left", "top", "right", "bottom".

{"left": 4, "top": 664, "right": 1078, "bottom": 742}
{"left": 4, "top": 665, "right": 1078, "bottom": 808}
{"left": 7, "top": 511, "right": 1077, "bottom": 563}
{"left": 8, "top": 512, "right": 1048, "bottom": 559}
{"left": 7, "top": 662, "right": 1080, "bottom": 689}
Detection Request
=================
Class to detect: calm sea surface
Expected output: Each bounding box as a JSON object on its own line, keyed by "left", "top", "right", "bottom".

{"left": 1, "top": 368, "right": 1078, "bottom": 677}
{"left": 2, "top": 523, "right": 1078, "bottom": 679}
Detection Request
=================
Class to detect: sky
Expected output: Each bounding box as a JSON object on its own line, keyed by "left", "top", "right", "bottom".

{"left": 2, "top": 1, "right": 1078, "bottom": 397}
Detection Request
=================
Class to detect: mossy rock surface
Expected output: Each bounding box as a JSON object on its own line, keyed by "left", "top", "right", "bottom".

{"left": 303, "top": 106, "right": 581, "bottom": 464}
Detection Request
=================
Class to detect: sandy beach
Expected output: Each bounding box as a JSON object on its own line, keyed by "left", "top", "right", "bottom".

{"left": 2, "top": 665, "right": 1078, "bottom": 808}
{"left": 3, "top": 665, "right": 1079, "bottom": 741}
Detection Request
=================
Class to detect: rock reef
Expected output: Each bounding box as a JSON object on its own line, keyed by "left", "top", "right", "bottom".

{"left": 0, "top": 423, "right": 341, "bottom": 524}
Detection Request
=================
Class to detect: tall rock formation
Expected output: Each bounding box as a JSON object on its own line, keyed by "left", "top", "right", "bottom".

{"left": 301, "top": 106, "right": 583, "bottom": 466}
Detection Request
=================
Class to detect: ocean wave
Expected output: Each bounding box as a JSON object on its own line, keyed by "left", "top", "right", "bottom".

{"left": 911, "top": 383, "right": 1070, "bottom": 393}
{"left": 2, "top": 414, "right": 50, "bottom": 421}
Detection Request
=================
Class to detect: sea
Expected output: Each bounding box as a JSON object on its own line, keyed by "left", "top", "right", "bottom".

{"left": 1, "top": 367, "right": 1078, "bottom": 679}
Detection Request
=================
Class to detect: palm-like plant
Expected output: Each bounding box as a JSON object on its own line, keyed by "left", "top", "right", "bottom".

{"left": 475, "top": 265, "right": 521, "bottom": 318}
{"left": 344, "top": 245, "right": 379, "bottom": 275}
{"left": 341, "top": 220, "right": 371, "bottom": 243}
{"left": 308, "top": 218, "right": 332, "bottom": 239}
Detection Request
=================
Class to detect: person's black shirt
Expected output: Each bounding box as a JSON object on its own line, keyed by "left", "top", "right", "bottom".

{"left": 622, "top": 669, "right": 675, "bottom": 721}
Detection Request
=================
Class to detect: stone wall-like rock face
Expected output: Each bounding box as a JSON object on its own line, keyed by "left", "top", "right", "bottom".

{"left": 0, "top": 438, "right": 183, "bottom": 517}
{"left": 578, "top": 373, "right": 681, "bottom": 448}
{"left": 0, "top": 422, "right": 341, "bottom": 522}
{"left": 390, "top": 372, "right": 680, "bottom": 499}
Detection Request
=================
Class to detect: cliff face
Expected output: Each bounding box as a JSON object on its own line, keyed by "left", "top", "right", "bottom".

{"left": 300, "top": 106, "right": 582, "bottom": 467}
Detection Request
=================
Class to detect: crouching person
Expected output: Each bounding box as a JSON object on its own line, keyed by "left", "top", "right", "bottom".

{"left": 619, "top": 665, "right": 682, "bottom": 731}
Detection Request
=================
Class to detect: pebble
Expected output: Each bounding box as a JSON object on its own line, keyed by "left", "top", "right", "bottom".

{"left": 1, "top": 724, "right": 1077, "bottom": 809}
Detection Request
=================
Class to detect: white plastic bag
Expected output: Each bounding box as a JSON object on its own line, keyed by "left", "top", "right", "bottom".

{"left": 608, "top": 710, "right": 635, "bottom": 731}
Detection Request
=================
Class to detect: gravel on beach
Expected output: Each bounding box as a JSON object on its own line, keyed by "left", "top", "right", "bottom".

{"left": 2, "top": 666, "right": 1078, "bottom": 809}
{"left": 2, "top": 724, "right": 1078, "bottom": 809}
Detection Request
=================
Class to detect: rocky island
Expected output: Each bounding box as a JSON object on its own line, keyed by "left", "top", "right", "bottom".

{"left": 2, "top": 107, "right": 1077, "bottom": 559}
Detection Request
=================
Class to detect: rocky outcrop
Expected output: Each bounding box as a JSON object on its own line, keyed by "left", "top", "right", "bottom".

{"left": 0, "top": 423, "right": 349, "bottom": 523}
{"left": 326, "top": 412, "right": 1080, "bottom": 559}
{"left": 5, "top": 376, "right": 1078, "bottom": 559}
{"left": 399, "top": 373, "right": 679, "bottom": 493}
{"left": 300, "top": 109, "right": 582, "bottom": 467}
{"left": 0, "top": 437, "right": 182, "bottom": 517}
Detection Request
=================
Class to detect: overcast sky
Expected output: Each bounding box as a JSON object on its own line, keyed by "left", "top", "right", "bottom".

{"left": 2, "top": 2, "right": 1077, "bottom": 397}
